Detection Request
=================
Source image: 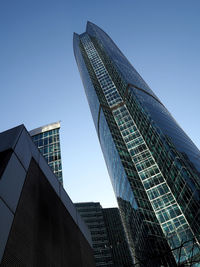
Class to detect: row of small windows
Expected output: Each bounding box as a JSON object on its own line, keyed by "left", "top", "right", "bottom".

{"left": 104, "top": 87, "right": 116, "bottom": 96}
{"left": 129, "top": 143, "right": 147, "bottom": 156}
{"left": 143, "top": 174, "right": 164, "bottom": 191}
{"left": 114, "top": 109, "right": 129, "bottom": 120}
{"left": 43, "top": 152, "right": 61, "bottom": 163}
{"left": 147, "top": 183, "right": 169, "bottom": 201}
{"left": 157, "top": 204, "right": 182, "bottom": 224}
{"left": 121, "top": 125, "right": 137, "bottom": 138}
{"left": 32, "top": 129, "right": 59, "bottom": 140}
{"left": 113, "top": 106, "right": 127, "bottom": 115}
{"left": 136, "top": 158, "right": 155, "bottom": 173}
{"left": 106, "top": 93, "right": 121, "bottom": 102}
{"left": 132, "top": 150, "right": 151, "bottom": 164}
{"left": 162, "top": 215, "right": 187, "bottom": 234}
{"left": 138, "top": 164, "right": 160, "bottom": 181}
{"left": 33, "top": 135, "right": 60, "bottom": 148}
{"left": 104, "top": 90, "right": 118, "bottom": 99}
{"left": 152, "top": 193, "right": 175, "bottom": 212}
{"left": 49, "top": 160, "right": 62, "bottom": 172}
{"left": 116, "top": 115, "right": 132, "bottom": 126}
{"left": 107, "top": 96, "right": 121, "bottom": 105}
{"left": 96, "top": 70, "right": 107, "bottom": 77}
{"left": 39, "top": 143, "right": 60, "bottom": 155}
{"left": 119, "top": 120, "right": 134, "bottom": 132}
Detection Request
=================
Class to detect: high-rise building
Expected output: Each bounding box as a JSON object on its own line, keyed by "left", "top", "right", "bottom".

{"left": 30, "top": 121, "right": 63, "bottom": 184}
{"left": 0, "top": 125, "right": 95, "bottom": 266}
{"left": 74, "top": 22, "right": 200, "bottom": 266}
{"left": 75, "top": 202, "right": 113, "bottom": 267}
{"left": 75, "top": 202, "right": 133, "bottom": 267}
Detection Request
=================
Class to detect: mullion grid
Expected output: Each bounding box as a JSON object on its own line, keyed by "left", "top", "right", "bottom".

{"left": 113, "top": 105, "right": 198, "bottom": 261}
{"left": 81, "top": 34, "right": 122, "bottom": 108}
{"left": 81, "top": 33, "right": 199, "bottom": 262}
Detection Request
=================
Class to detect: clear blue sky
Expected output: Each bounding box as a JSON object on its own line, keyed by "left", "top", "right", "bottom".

{"left": 0, "top": 0, "right": 200, "bottom": 207}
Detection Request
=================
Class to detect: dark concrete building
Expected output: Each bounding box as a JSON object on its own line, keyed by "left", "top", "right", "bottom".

{"left": 0, "top": 125, "right": 95, "bottom": 267}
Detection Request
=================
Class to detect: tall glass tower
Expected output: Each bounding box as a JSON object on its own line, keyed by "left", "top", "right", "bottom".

{"left": 30, "top": 122, "right": 63, "bottom": 184}
{"left": 74, "top": 22, "right": 200, "bottom": 266}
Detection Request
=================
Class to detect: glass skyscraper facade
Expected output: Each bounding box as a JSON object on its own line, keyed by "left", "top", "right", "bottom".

{"left": 30, "top": 122, "right": 63, "bottom": 184}
{"left": 74, "top": 22, "right": 200, "bottom": 266}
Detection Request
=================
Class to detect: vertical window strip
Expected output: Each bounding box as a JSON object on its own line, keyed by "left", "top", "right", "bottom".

{"left": 81, "top": 34, "right": 122, "bottom": 108}
{"left": 112, "top": 105, "right": 198, "bottom": 260}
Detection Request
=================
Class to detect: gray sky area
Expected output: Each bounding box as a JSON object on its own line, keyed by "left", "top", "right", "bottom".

{"left": 0, "top": 0, "right": 200, "bottom": 207}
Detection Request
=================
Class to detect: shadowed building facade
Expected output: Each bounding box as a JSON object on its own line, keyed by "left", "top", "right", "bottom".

{"left": 75, "top": 202, "right": 113, "bottom": 267}
{"left": 74, "top": 22, "right": 200, "bottom": 266}
{"left": 102, "top": 207, "right": 133, "bottom": 267}
{"left": 0, "top": 125, "right": 95, "bottom": 266}
{"left": 30, "top": 122, "right": 63, "bottom": 184}
{"left": 75, "top": 202, "right": 133, "bottom": 267}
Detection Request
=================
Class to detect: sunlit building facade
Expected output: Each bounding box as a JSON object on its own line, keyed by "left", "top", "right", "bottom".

{"left": 74, "top": 22, "right": 200, "bottom": 266}
{"left": 30, "top": 122, "right": 63, "bottom": 184}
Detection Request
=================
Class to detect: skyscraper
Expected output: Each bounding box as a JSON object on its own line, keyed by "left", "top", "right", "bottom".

{"left": 75, "top": 202, "right": 113, "bottom": 267}
{"left": 74, "top": 22, "right": 200, "bottom": 266}
{"left": 75, "top": 202, "right": 133, "bottom": 267}
{"left": 30, "top": 121, "right": 63, "bottom": 184}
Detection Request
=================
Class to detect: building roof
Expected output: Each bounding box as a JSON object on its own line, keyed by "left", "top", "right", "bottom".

{"left": 29, "top": 121, "right": 60, "bottom": 136}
